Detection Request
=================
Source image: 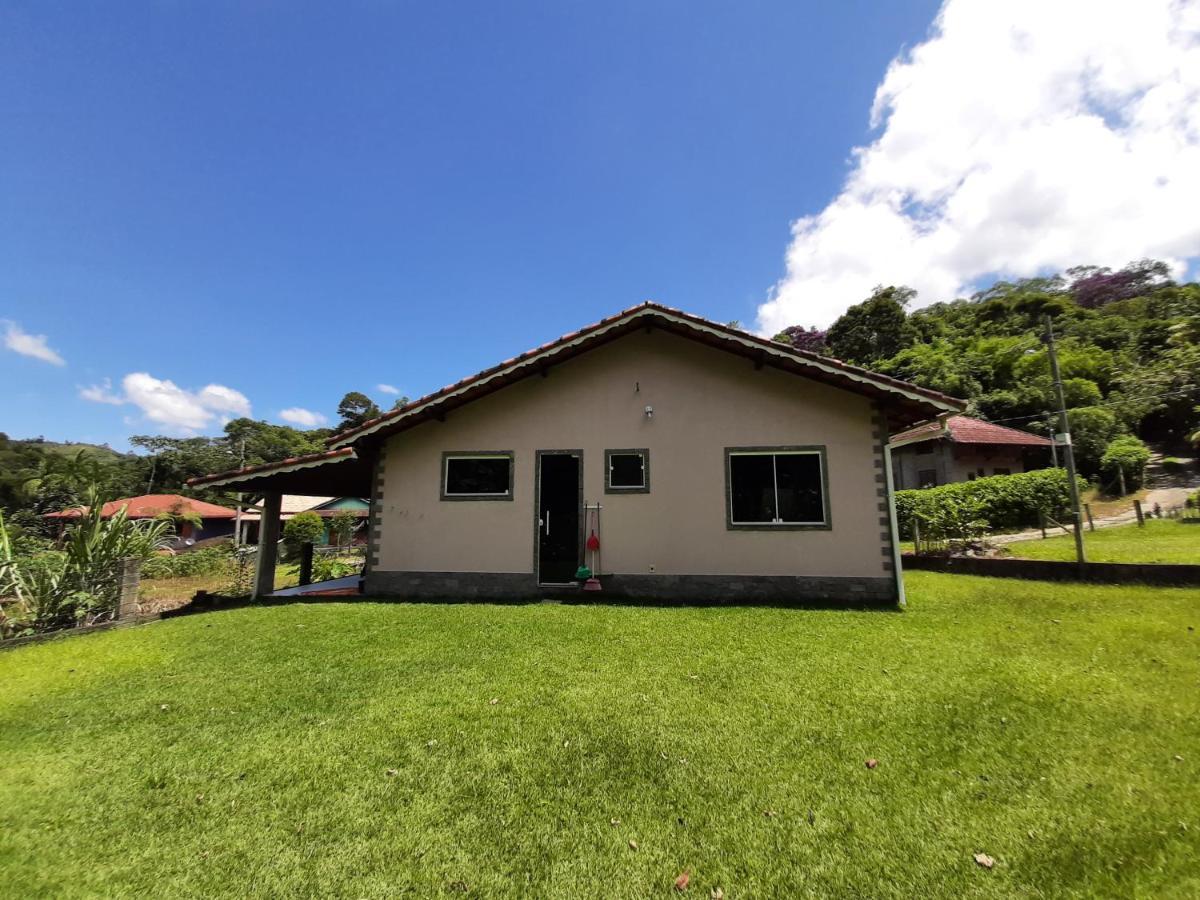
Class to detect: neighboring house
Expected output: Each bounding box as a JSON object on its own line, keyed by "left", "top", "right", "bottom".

{"left": 44, "top": 494, "right": 240, "bottom": 544}
{"left": 890, "top": 415, "right": 1054, "bottom": 489}
{"left": 189, "top": 303, "right": 964, "bottom": 604}
{"left": 240, "top": 495, "right": 370, "bottom": 544}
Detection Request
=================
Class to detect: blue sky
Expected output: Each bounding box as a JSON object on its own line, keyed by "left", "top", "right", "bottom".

{"left": 4, "top": 1, "right": 1197, "bottom": 448}
{"left": 0, "top": 1, "right": 942, "bottom": 446}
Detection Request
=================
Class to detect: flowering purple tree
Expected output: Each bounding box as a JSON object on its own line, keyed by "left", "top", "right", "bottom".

{"left": 772, "top": 325, "right": 828, "bottom": 354}
{"left": 1068, "top": 259, "right": 1171, "bottom": 309}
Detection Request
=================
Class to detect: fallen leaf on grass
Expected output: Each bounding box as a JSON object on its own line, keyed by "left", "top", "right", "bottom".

{"left": 195, "top": 794, "right": 204, "bottom": 803}
{"left": 489, "top": 698, "right": 500, "bottom": 705}
{"left": 610, "top": 818, "right": 620, "bottom": 827}
{"left": 386, "top": 769, "right": 398, "bottom": 777}
{"left": 865, "top": 758, "right": 879, "bottom": 769}
{"left": 974, "top": 852, "right": 995, "bottom": 869}
{"left": 764, "top": 810, "right": 777, "bottom": 818}
{"left": 674, "top": 871, "right": 690, "bottom": 891}
{"left": 628, "top": 839, "right": 638, "bottom": 850}
{"left": 159, "top": 704, "right": 169, "bottom": 711}
{"left": 710, "top": 889, "right": 724, "bottom": 900}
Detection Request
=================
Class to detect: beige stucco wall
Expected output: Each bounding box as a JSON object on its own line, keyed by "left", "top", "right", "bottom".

{"left": 893, "top": 442, "right": 1029, "bottom": 489}
{"left": 375, "top": 329, "right": 889, "bottom": 578}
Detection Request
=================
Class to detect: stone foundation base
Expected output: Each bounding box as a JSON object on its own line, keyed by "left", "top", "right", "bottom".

{"left": 365, "top": 571, "right": 897, "bottom": 606}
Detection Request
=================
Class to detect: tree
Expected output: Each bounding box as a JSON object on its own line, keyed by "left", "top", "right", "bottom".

{"left": 826, "top": 286, "right": 918, "bottom": 365}
{"left": 336, "top": 392, "right": 382, "bottom": 431}
{"left": 329, "top": 509, "right": 358, "bottom": 547}
{"left": 1065, "top": 406, "right": 1122, "bottom": 477}
{"left": 772, "top": 326, "right": 828, "bottom": 354}
{"left": 391, "top": 396, "right": 411, "bottom": 411}
{"left": 1100, "top": 435, "right": 1152, "bottom": 492}
{"left": 282, "top": 511, "right": 324, "bottom": 555}
{"left": 1068, "top": 259, "right": 1171, "bottom": 309}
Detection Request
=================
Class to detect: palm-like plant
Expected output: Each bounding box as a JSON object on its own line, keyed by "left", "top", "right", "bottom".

{"left": 2, "top": 487, "right": 175, "bottom": 635}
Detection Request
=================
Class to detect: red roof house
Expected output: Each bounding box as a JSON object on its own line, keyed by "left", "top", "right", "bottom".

{"left": 45, "top": 494, "right": 241, "bottom": 544}
{"left": 890, "top": 416, "right": 1053, "bottom": 489}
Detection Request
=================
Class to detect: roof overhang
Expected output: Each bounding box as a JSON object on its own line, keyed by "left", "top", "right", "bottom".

{"left": 327, "top": 303, "right": 966, "bottom": 450}
{"left": 186, "top": 448, "right": 374, "bottom": 496}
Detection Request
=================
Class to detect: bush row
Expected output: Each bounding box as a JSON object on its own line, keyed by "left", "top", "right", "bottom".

{"left": 141, "top": 545, "right": 232, "bottom": 579}
{"left": 895, "top": 468, "right": 1088, "bottom": 539}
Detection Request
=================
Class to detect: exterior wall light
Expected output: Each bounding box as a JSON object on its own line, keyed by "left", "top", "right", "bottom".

{"left": 644, "top": 405, "right": 654, "bottom": 418}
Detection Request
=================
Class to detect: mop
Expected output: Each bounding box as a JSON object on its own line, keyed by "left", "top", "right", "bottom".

{"left": 583, "top": 503, "right": 602, "bottom": 592}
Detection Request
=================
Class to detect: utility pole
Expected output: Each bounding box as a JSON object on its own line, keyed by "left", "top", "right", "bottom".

{"left": 1044, "top": 315, "right": 1086, "bottom": 565}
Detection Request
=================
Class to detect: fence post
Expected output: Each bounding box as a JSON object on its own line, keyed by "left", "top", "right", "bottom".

{"left": 912, "top": 519, "right": 921, "bottom": 555}
{"left": 1134, "top": 499, "right": 1145, "bottom": 527}
{"left": 116, "top": 557, "right": 142, "bottom": 621}
{"left": 299, "top": 542, "right": 314, "bottom": 586}
{"left": 1038, "top": 511, "right": 1047, "bottom": 539}
{"left": 1084, "top": 503, "right": 1095, "bottom": 532}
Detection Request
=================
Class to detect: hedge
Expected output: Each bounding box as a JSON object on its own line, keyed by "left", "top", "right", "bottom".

{"left": 141, "top": 545, "right": 232, "bottom": 580}
{"left": 895, "top": 468, "right": 1087, "bottom": 539}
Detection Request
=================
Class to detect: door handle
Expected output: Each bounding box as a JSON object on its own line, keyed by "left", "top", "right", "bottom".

{"left": 544, "top": 510, "right": 551, "bottom": 535}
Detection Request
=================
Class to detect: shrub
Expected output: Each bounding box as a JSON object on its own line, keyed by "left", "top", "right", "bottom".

{"left": 283, "top": 511, "right": 324, "bottom": 557}
{"left": 311, "top": 555, "right": 358, "bottom": 582}
{"left": 140, "top": 546, "right": 231, "bottom": 580}
{"left": 895, "top": 468, "right": 1087, "bottom": 539}
{"left": 1100, "top": 435, "right": 1152, "bottom": 491}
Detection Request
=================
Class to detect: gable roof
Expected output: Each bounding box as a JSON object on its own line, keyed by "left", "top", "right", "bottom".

{"left": 44, "top": 494, "right": 240, "bottom": 520}
{"left": 328, "top": 302, "right": 966, "bottom": 449}
{"left": 891, "top": 415, "right": 1054, "bottom": 448}
{"left": 186, "top": 446, "right": 370, "bottom": 494}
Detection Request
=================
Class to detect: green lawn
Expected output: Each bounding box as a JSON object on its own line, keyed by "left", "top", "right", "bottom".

{"left": 1008, "top": 519, "right": 1200, "bottom": 564}
{"left": 2, "top": 573, "right": 1199, "bottom": 897}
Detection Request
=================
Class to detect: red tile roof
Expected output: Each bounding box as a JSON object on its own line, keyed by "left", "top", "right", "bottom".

{"left": 45, "top": 494, "right": 240, "bottom": 519}
{"left": 326, "top": 301, "right": 966, "bottom": 449}
{"left": 892, "top": 415, "right": 1054, "bottom": 447}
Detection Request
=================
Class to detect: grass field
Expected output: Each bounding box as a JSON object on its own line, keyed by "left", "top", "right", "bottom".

{"left": 2, "top": 572, "right": 1199, "bottom": 897}
{"left": 138, "top": 564, "right": 300, "bottom": 605}
{"left": 1008, "top": 519, "right": 1200, "bottom": 564}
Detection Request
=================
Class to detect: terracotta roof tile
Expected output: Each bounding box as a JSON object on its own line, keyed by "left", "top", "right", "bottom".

{"left": 892, "top": 415, "right": 1053, "bottom": 447}
{"left": 45, "top": 494, "right": 240, "bottom": 519}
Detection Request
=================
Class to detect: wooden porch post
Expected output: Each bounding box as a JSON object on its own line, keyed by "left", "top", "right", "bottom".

{"left": 253, "top": 492, "right": 283, "bottom": 599}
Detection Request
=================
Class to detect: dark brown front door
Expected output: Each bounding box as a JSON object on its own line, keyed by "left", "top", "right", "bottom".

{"left": 537, "top": 452, "right": 581, "bottom": 584}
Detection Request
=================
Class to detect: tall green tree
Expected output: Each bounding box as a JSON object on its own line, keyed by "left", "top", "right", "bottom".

{"left": 826, "top": 286, "right": 919, "bottom": 365}
{"left": 336, "top": 392, "right": 382, "bottom": 431}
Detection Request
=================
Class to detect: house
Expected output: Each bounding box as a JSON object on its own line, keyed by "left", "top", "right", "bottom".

{"left": 239, "top": 495, "right": 370, "bottom": 544}
{"left": 45, "top": 494, "right": 241, "bottom": 545}
{"left": 889, "top": 415, "right": 1054, "bottom": 489}
{"left": 189, "top": 303, "right": 964, "bottom": 605}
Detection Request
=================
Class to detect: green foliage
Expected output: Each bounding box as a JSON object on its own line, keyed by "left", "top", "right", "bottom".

{"left": 329, "top": 509, "right": 359, "bottom": 546}
{"left": 895, "top": 469, "right": 1087, "bottom": 539}
{"left": 1100, "top": 435, "right": 1152, "bottom": 491}
{"left": 282, "top": 511, "right": 324, "bottom": 554}
{"left": 311, "top": 554, "right": 358, "bottom": 582}
{"left": 1067, "top": 406, "right": 1123, "bottom": 476}
{"left": 826, "top": 285, "right": 918, "bottom": 365}
{"left": 140, "top": 546, "right": 232, "bottom": 580}
{"left": 777, "top": 259, "right": 1200, "bottom": 445}
{"left": 1, "top": 488, "right": 174, "bottom": 635}
{"left": 336, "top": 392, "right": 382, "bottom": 431}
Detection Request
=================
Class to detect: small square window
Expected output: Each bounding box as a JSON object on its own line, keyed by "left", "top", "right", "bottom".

{"left": 442, "top": 453, "right": 513, "bottom": 500}
{"left": 605, "top": 449, "right": 649, "bottom": 493}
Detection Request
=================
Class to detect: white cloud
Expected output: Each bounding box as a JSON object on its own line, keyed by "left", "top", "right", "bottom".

{"left": 757, "top": 0, "right": 1200, "bottom": 333}
{"left": 79, "top": 378, "right": 123, "bottom": 405}
{"left": 2, "top": 320, "right": 66, "bottom": 365}
{"left": 376, "top": 383, "right": 401, "bottom": 395}
{"left": 80, "top": 372, "right": 252, "bottom": 433}
{"left": 278, "top": 407, "right": 328, "bottom": 427}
